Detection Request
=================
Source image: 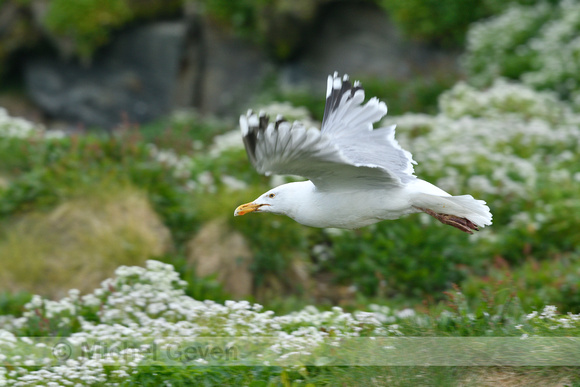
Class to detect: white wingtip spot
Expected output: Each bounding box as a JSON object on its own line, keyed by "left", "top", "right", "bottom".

{"left": 379, "top": 101, "right": 388, "bottom": 115}
{"left": 333, "top": 77, "right": 342, "bottom": 89}
{"left": 239, "top": 115, "right": 249, "bottom": 135}
{"left": 326, "top": 75, "right": 333, "bottom": 98}
{"left": 342, "top": 74, "right": 349, "bottom": 81}
{"left": 353, "top": 88, "right": 365, "bottom": 102}
{"left": 248, "top": 114, "right": 259, "bottom": 127}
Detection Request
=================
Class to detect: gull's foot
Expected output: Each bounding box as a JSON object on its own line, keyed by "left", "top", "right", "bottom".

{"left": 415, "top": 207, "right": 479, "bottom": 234}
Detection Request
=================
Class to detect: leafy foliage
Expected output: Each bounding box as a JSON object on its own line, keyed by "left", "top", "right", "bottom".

{"left": 464, "top": 0, "right": 580, "bottom": 106}
{"left": 2, "top": 75, "right": 580, "bottom": 311}
{"left": 378, "top": 0, "right": 491, "bottom": 46}
{"left": 45, "top": 0, "right": 133, "bottom": 60}
{"left": 1, "top": 261, "right": 579, "bottom": 385}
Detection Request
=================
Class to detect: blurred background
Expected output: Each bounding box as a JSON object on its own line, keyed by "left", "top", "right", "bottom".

{"left": 0, "top": 0, "right": 579, "bottom": 317}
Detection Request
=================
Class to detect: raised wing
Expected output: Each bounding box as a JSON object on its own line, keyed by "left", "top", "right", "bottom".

{"left": 321, "top": 72, "right": 416, "bottom": 183}
{"left": 239, "top": 72, "right": 417, "bottom": 190}
{"left": 240, "top": 111, "right": 401, "bottom": 190}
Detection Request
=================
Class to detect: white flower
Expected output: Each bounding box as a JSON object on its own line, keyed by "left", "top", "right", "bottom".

{"left": 526, "top": 311, "right": 538, "bottom": 320}
{"left": 220, "top": 175, "right": 248, "bottom": 191}
{"left": 540, "top": 305, "right": 558, "bottom": 320}
{"left": 209, "top": 130, "right": 244, "bottom": 157}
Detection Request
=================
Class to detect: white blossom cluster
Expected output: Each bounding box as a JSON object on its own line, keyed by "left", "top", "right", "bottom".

{"left": 382, "top": 81, "right": 580, "bottom": 210}
{"left": 438, "top": 79, "right": 570, "bottom": 123}
{"left": 208, "top": 130, "right": 244, "bottom": 158}
{"left": 464, "top": 0, "right": 580, "bottom": 108}
{"left": 147, "top": 142, "right": 246, "bottom": 192}
{"left": 147, "top": 143, "right": 195, "bottom": 181}
{"left": 521, "top": 0, "right": 580, "bottom": 102}
{"left": 0, "top": 261, "right": 403, "bottom": 385}
{"left": 463, "top": 2, "right": 552, "bottom": 87}
{"left": 0, "top": 108, "right": 64, "bottom": 140}
{"left": 523, "top": 305, "right": 580, "bottom": 331}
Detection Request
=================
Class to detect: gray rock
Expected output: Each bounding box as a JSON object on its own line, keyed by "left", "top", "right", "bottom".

{"left": 187, "top": 218, "right": 254, "bottom": 298}
{"left": 281, "top": 2, "right": 461, "bottom": 91}
{"left": 196, "top": 19, "right": 273, "bottom": 116}
{"left": 22, "top": 2, "right": 461, "bottom": 128}
{"left": 25, "top": 22, "right": 187, "bottom": 129}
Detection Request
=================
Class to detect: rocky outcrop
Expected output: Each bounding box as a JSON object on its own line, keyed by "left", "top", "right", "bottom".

{"left": 0, "top": 185, "right": 172, "bottom": 298}
{"left": 22, "top": 1, "right": 460, "bottom": 129}
{"left": 25, "top": 22, "right": 188, "bottom": 129}
{"left": 186, "top": 219, "right": 254, "bottom": 298}
{"left": 194, "top": 19, "right": 273, "bottom": 116}
{"left": 282, "top": 1, "right": 461, "bottom": 90}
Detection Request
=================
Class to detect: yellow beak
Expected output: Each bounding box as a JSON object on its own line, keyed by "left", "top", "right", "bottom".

{"left": 234, "top": 202, "right": 269, "bottom": 216}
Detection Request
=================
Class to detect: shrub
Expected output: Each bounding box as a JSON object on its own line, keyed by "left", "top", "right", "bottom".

{"left": 382, "top": 80, "right": 580, "bottom": 267}
{"left": 0, "top": 261, "right": 401, "bottom": 384}
{"left": 244, "top": 80, "right": 578, "bottom": 303}
{"left": 1, "top": 261, "right": 579, "bottom": 385}
{"left": 44, "top": 0, "right": 133, "bottom": 60}
{"left": 378, "top": 0, "right": 491, "bottom": 46}
{"left": 461, "top": 253, "right": 580, "bottom": 313}
{"left": 464, "top": 0, "right": 580, "bottom": 106}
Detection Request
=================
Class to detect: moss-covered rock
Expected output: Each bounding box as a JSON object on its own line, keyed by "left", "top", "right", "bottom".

{"left": 0, "top": 184, "right": 172, "bottom": 298}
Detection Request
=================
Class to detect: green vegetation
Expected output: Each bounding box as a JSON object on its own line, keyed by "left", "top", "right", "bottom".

{"left": 1, "top": 1, "right": 580, "bottom": 384}
{"left": 1, "top": 75, "right": 578, "bottom": 315}
{"left": 257, "top": 74, "right": 457, "bottom": 120}
{"left": 0, "top": 0, "right": 554, "bottom": 78}
{"left": 1, "top": 261, "right": 579, "bottom": 385}
{"left": 378, "top": 0, "right": 491, "bottom": 47}
{"left": 0, "top": 183, "right": 170, "bottom": 297}
{"left": 377, "top": 0, "right": 562, "bottom": 47}
{"left": 45, "top": 0, "right": 132, "bottom": 60}
{"left": 464, "top": 0, "right": 580, "bottom": 106}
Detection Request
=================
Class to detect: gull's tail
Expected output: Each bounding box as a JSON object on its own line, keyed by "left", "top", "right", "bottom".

{"left": 409, "top": 180, "right": 492, "bottom": 234}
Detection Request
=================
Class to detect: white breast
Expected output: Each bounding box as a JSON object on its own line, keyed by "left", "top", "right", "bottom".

{"left": 287, "top": 181, "right": 415, "bottom": 229}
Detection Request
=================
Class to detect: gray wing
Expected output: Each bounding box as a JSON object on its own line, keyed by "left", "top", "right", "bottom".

{"left": 321, "top": 72, "right": 417, "bottom": 184}
{"left": 239, "top": 73, "right": 417, "bottom": 190}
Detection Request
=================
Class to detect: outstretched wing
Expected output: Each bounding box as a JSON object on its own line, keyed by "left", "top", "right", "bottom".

{"left": 239, "top": 73, "right": 417, "bottom": 190}
{"left": 321, "top": 72, "right": 416, "bottom": 183}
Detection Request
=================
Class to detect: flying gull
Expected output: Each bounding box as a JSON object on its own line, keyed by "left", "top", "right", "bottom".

{"left": 234, "top": 72, "right": 492, "bottom": 233}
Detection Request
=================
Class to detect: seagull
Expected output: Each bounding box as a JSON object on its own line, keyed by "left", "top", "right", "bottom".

{"left": 234, "top": 72, "right": 492, "bottom": 233}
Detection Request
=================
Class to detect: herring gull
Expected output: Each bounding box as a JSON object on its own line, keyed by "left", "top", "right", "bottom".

{"left": 234, "top": 73, "right": 492, "bottom": 233}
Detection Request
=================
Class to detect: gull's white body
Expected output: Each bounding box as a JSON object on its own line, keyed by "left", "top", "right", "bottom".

{"left": 235, "top": 73, "right": 492, "bottom": 233}
{"left": 266, "top": 181, "right": 411, "bottom": 229}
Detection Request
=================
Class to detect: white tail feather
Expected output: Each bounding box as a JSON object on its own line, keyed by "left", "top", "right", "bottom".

{"left": 412, "top": 193, "right": 492, "bottom": 228}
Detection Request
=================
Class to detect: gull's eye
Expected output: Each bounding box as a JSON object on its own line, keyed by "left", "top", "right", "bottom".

{"left": 268, "top": 193, "right": 276, "bottom": 198}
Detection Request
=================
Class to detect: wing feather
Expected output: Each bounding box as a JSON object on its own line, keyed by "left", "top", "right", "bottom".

{"left": 240, "top": 72, "right": 417, "bottom": 190}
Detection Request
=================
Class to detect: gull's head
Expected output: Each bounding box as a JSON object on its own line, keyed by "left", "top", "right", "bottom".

{"left": 234, "top": 182, "right": 310, "bottom": 217}
{"left": 234, "top": 187, "right": 284, "bottom": 217}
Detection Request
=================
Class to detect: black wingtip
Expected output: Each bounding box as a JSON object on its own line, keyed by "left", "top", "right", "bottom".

{"left": 322, "top": 72, "right": 364, "bottom": 128}
{"left": 241, "top": 110, "right": 281, "bottom": 167}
